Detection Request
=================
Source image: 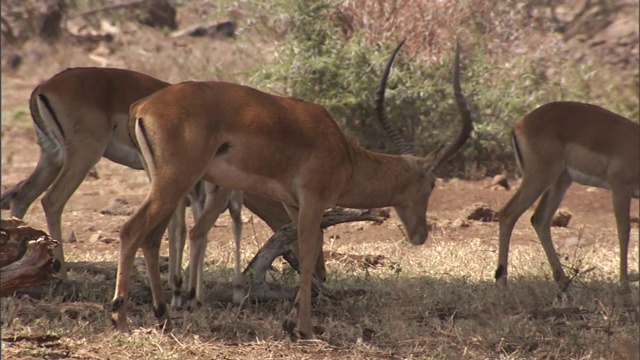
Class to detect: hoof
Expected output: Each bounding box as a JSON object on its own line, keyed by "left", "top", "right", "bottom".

{"left": 153, "top": 303, "right": 172, "bottom": 332}
{"left": 110, "top": 313, "right": 130, "bottom": 333}
{"left": 282, "top": 318, "right": 314, "bottom": 340}
{"left": 232, "top": 288, "right": 247, "bottom": 305}
{"left": 282, "top": 318, "right": 299, "bottom": 340}
{"left": 171, "top": 295, "right": 184, "bottom": 310}
{"left": 171, "top": 286, "right": 184, "bottom": 310}
{"left": 186, "top": 300, "right": 202, "bottom": 312}
{"left": 232, "top": 276, "right": 249, "bottom": 304}
{"left": 110, "top": 296, "right": 129, "bottom": 332}
{"left": 52, "top": 259, "right": 63, "bottom": 274}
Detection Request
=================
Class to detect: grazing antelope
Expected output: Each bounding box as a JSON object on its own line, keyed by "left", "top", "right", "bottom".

{"left": 111, "top": 40, "right": 473, "bottom": 339}
{"left": 495, "top": 101, "right": 639, "bottom": 291}
{"left": 0, "top": 68, "right": 307, "bottom": 300}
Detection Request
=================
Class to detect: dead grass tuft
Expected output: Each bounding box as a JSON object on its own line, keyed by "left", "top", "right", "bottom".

{"left": 6, "top": 232, "right": 636, "bottom": 359}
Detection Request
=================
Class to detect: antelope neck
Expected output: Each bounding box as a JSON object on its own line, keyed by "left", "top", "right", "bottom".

{"left": 338, "top": 145, "right": 421, "bottom": 209}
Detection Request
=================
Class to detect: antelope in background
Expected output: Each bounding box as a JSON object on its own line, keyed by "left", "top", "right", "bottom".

{"left": 0, "top": 68, "right": 171, "bottom": 278}
{"left": 495, "top": 101, "right": 639, "bottom": 292}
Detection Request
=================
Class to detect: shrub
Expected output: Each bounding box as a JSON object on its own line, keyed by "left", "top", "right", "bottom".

{"left": 249, "top": 0, "right": 639, "bottom": 178}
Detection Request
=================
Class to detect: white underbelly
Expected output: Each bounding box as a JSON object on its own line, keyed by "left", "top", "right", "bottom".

{"left": 566, "top": 166, "right": 610, "bottom": 190}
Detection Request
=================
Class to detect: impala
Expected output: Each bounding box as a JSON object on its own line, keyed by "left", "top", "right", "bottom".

{"left": 495, "top": 101, "right": 639, "bottom": 291}
{"left": 111, "top": 40, "right": 472, "bottom": 339}
{"left": 0, "top": 67, "right": 170, "bottom": 278}
{"left": 0, "top": 68, "right": 304, "bottom": 299}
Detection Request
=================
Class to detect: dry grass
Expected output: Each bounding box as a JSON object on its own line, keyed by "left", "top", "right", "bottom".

{"left": 1, "top": 1, "right": 639, "bottom": 359}
{"left": 2, "top": 221, "right": 638, "bottom": 359}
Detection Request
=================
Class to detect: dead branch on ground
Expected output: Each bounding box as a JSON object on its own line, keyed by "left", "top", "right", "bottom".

{"left": 1, "top": 218, "right": 59, "bottom": 297}
{"left": 233, "top": 207, "right": 386, "bottom": 302}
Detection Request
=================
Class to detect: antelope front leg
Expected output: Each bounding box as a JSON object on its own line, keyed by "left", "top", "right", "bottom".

{"left": 227, "top": 190, "right": 245, "bottom": 304}
{"left": 496, "top": 176, "right": 550, "bottom": 287}
{"left": 611, "top": 188, "right": 632, "bottom": 293}
{"left": 282, "top": 203, "right": 324, "bottom": 339}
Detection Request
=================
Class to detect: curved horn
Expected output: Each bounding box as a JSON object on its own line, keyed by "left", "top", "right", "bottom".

{"left": 375, "top": 38, "right": 414, "bottom": 155}
{"left": 431, "top": 38, "right": 473, "bottom": 170}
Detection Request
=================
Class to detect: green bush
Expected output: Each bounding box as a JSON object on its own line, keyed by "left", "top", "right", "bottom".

{"left": 250, "top": 0, "right": 638, "bottom": 178}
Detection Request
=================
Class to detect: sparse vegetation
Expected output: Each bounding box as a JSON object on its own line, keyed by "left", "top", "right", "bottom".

{"left": 1, "top": 0, "right": 638, "bottom": 359}
{"left": 248, "top": 0, "right": 639, "bottom": 177}
{"left": 1, "top": 107, "right": 31, "bottom": 128}
{"left": 1, "top": 224, "right": 638, "bottom": 359}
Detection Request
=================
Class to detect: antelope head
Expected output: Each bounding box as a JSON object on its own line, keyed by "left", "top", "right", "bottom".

{"left": 376, "top": 39, "right": 473, "bottom": 245}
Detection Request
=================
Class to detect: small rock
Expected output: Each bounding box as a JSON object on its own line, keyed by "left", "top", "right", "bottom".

{"left": 562, "top": 236, "right": 580, "bottom": 248}
{"left": 137, "top": 0, "right": 177, "bottom": 30}
{"left": 552, "top": 208, "right": 572, "bottom": 227}
{"left": 100, "top": 236, "right": 117, "bottom": 244}
{"left": 89, "top": 232, "right": 116, "bottom": 244}
{"left": 451, "top": 218, "right": 469, "bottom": 228}
{"left": 488, "top": 174, "right": 510, "bottom": 190}
{"left": 66, "top": 231, "right": 77, "bottom": 244}
{"left": 101, "top": 197, "right": 132, "bottom": 216}
{"left": 89, "top": 232, "right": 102, "bottom": 243}
{"left": 465, "top": 203, "right": 498, "bottom": 222}
{"left": 86, "top": 167, "right": 99, "bottom": 179}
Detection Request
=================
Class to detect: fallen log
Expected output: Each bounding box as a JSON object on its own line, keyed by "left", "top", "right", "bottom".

{"left": 232, "top": 207, "right": 386, "bottom": 302}
{"left": 2, "top": 208, "right": 386, "bottom": 303}
{"left": 0, "top": 218, "right": 60, "bottom": 297}
{"left": 170, "top": 20, "right": 236, "bottom": 38}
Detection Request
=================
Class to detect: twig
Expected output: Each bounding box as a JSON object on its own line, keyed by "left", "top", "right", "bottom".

{"left": 69, "top": 0, "right": 146, "bottom": 18}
